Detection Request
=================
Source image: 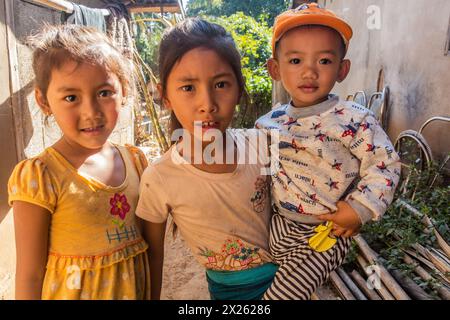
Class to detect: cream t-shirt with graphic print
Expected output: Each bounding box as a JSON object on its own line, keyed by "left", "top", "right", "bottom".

{"left": 136, "top": 129, "right": 273, "bottom": 271}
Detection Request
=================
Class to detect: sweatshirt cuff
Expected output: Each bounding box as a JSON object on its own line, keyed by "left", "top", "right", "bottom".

{"left": 347, "top": 198, "right": 374, "bottom": 225}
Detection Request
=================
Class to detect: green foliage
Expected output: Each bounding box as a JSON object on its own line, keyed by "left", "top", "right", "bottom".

{"left": 187, "top": 0, "right": 290, "bottom": 25}
{"left": 209, "top": 13, "right": 273, "bottom": 127}
{"left": 186, "top": 0, "right": 223, "bottom": 17}
{"left": 134, "top": 11, "right": 276, "bottom": 128}
{"left": 133, "top": 14, "right": 165, "bottom": 78}
{"left": 358, "top": 161, "right": 450, "bottom": 296}
{"left": 343, "top": 240, "right": 359, "bottom": 265}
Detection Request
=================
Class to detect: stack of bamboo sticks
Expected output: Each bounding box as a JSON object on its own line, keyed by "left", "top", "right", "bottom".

{"left": 328, "top": 202, "right": 450, "bottom": 300}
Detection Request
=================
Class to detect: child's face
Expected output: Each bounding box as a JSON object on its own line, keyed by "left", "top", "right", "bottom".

{"left": 269, "top": 26, "right": 350, "bottom": 108}
{"left": 36, "top": 60, "right": 124, "bottom": 152}
{"left": 163, "top": 47, "right": 239, "bottom": 139}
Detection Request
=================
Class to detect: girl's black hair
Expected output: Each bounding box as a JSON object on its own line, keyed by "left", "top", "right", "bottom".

{"left": 158, "top": 18, "right": 246, "bottom": 135}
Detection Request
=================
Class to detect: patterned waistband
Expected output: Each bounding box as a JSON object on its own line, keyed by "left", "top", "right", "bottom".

{"left": 206, "top": 263, "right": 278, "bottom": 300}
{"left": 274, "top": 204, "right": 324, "bottom": 225}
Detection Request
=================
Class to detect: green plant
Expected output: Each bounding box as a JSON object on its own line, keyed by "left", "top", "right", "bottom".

{"left": 134, "top": 14, "right": 165, "bottom": 77}
{"left": 132, "top": 14, "right": 170, "bottom": 151}
{"left": 356, "top": 160, "right": 450, "bottom": 296}
{"left": 187, "top": 0, "right": 290, "bottom": 25}
{"left": 209, "top": 13, "right": 273, "bottom": 128}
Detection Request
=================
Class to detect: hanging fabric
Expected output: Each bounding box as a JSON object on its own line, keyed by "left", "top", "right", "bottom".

{"left": 103, "top": 0, "right": 133, "bottom": 59}
{"left": 63, "top": 2, "right": 107, "bottom": 32}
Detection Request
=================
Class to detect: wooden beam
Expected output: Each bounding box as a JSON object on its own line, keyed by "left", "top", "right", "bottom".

{"left": 32, "top": 0, "right": 110, "bottom": 15}
{"left": 128, "top": 5, "right": 181, "bottom": 14}
{"left": 5, "top": 0, "right": 24, "bottom": 161}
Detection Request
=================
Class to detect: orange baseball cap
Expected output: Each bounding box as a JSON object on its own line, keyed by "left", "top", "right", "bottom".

{"left": 272, "top": 3, "right": 353, "bottom": 55}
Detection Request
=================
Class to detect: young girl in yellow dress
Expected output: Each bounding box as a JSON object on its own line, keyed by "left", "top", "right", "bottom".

{"left": 8, "top": 24, "right": 150, "bottom": 300}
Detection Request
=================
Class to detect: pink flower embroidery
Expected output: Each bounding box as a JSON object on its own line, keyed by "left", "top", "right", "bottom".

{"left": 110, "top": 193, "right": 130, "bottom": 220}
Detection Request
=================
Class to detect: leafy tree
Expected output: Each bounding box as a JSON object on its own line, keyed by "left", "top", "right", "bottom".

{"left": 186, "top": 1, "right": 292, "bottom": 126}
{"left": 134, "top": 14, "right": 166, "bottom": 77}
{"left": 209, "top": 13, "right": 273, "bottom": 127}
{"left": 187, "top": 0, "right": 290, "bottom": 25}
{"left": 185, "top": 0, "right": 223, "bottom": 17}
{"left": 134, "top": 11, "right": 276, "bottom": 128}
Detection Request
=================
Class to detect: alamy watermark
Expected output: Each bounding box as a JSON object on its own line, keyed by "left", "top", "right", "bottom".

{"left": 367, "top": 5, "right": 381, "bottom": 30}
{"left": 170, "top": 122, "right": 280, "bottom": 176}
{"left": 366, "top": 265, "right": 381, "bottom": 290}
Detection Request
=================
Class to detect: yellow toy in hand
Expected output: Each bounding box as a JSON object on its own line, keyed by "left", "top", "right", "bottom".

{"left": 308, "top": 221, "right": 337, "bottom": 252}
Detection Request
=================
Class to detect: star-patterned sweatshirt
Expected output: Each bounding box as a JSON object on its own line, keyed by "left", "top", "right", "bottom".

{"left": 255, "top": 95, "right": 401, "bottom": 225}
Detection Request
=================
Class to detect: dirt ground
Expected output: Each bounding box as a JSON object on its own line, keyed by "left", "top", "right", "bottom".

{"left": 160, "top": 229, "right": 210, "bottom": 299}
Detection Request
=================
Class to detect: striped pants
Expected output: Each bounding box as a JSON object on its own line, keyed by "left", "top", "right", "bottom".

{"left": 263, "top": 214, "right": 351, "bottom": 300}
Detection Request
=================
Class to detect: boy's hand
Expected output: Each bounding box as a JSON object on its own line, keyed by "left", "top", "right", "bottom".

{"left": 317, "top": 201, "right": 361, "bottom": 238}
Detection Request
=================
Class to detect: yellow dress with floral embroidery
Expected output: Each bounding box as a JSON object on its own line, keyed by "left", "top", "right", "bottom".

{"left": 8, "top": 145, "right": 150, "bottom": 300}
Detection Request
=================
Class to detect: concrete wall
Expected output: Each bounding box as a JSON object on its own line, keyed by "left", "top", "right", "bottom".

{"left": 319, "top": 0, "right": 450, "bottom": 161}
{"left": 0, "top": 0, "right": 134, "bottom": 299}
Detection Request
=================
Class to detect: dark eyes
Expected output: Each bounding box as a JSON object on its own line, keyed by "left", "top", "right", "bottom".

{"left": 181, "top": 82, "right": 228, "bottom": 92}
{"left": 99, "top": 90, "right": 114, "bottom": 97}
{"left": 64, "top": 95, "right": 76, "bottom": 102}
{"left": 63, "top": 90, "right": 114, "bottom": 102}
{"left": 181, "top": 85, "right": 194, "bottom": 92}
{"left": 215, "top": 81, "right": 227, "bottom": 89}
{"left": 289, "top": 58, "right": 333, "bottom": 65}
{"left": 319, "top": 59, "right": 332, "bottom": 65}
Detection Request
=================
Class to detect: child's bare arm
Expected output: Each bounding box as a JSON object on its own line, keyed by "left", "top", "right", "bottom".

{"left": 317, "top": 201, "right": 361, "bottom": 238}
{"left": 142, "top": 220, "right": 166, "bottom": 300}
{"left": 13, "top": 201, "right": 51, "bottom": 300}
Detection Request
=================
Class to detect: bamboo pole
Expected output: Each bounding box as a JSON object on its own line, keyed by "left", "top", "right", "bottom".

{"left": 329, "top": 271, "right": 355, "bottom": 300}
{"left": 393, "top": 230, "right": 448, "bottom": 278}
{"left": 350, "top": 270, "right": 382, "bottom": 300}
{"left": 411, "top": 243, "right": 450, "bottom": 275}
{"left": 354, "top": 235, "right": 410, "bottom": 300}
{"left": 395, "top": 199, "right": 435, "bottom": 227}
{"left": 133, "top": 21, "right": 170, "bottom": 152}
{"left": 336, "top": 267, "right": 367, "bottom": 300}
{"left": 356, "top": 255, "right": 395, "bottom": 300}
{"left": 374, "top": 256, "right": 433, "bottom": 300}
{"left": 389, "top": 268, "right": 433, "bottom": 300}
{"left": 433, "top": 230, "right": 450, "bottom": 258}
{"left": 133, "top": 53, "right": 169, "bottom": 152}
{"left": 403, "top": 248, "right": 450, "bottom": 287}
{"left": 403, "top": 254, "right": 450, "bottom": 300}
{"left": 396, "top": 199, "right": 450, "bottom": 258}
